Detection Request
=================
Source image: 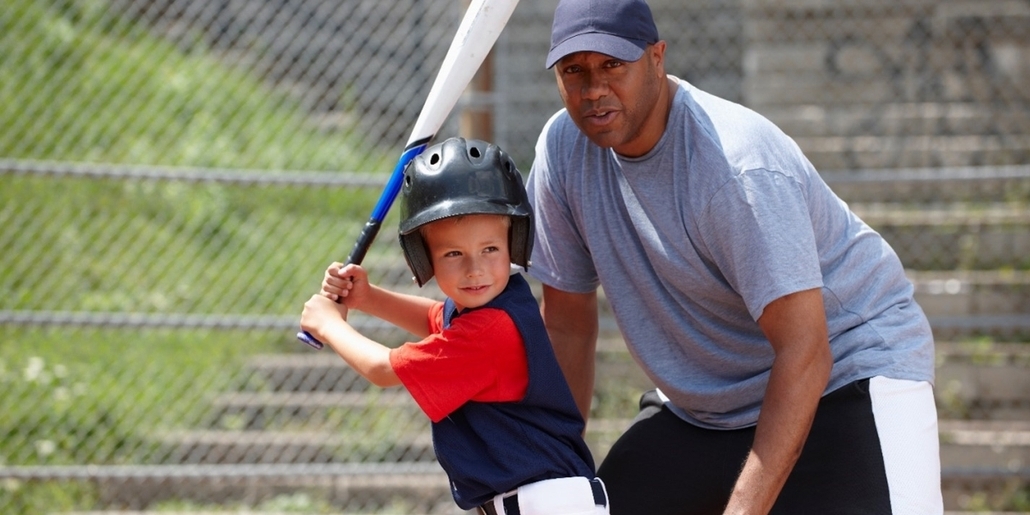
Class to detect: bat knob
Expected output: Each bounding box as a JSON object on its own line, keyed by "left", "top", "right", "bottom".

{"left": 297, "top": 331, "right": 325, "bottom": 350}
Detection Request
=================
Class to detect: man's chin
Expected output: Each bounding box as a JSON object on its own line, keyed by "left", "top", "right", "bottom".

{"left": 578, "top": 128, "right": 621, "bottom": 149}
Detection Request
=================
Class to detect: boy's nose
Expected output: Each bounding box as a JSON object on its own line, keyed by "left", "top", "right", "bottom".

{"left": 465, "top": 258, "right": 483, "bottom": 277}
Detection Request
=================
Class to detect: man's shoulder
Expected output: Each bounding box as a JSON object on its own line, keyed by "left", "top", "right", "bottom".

{"left": 538, "top": 110, "right": 605, "bottom": 170}
{"left": 541, "top": 108, "right": 580, "bottom": 142}
{"left": 674, "top": 79, "right": 775, "bottom": 131}
{"left": 671, "top": 77, "right": 805, "bottom": 173}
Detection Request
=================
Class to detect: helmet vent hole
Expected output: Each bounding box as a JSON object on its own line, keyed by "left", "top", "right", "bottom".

{"left": 429, "top": 153, "right": 441, "bottom": 165}
{"left": 469, "top": 147, "right": 482, "bottom": 159}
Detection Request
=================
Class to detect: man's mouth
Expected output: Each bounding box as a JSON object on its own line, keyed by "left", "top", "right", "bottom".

{"left": 583, "top": 108, "right": 617, "bottom": 126}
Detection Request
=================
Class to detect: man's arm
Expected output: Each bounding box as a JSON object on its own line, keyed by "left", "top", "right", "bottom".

{"left": 541, "top": 284, "right": 599, "bottom": 421}
{"left": 723, "top": 287, "right": 833, "bottom": 515}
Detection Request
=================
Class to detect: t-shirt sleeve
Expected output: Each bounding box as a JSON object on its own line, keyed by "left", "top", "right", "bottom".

{"left": 426, "top": 301, "right": 445, "bottom": 333}
{"left": 700, "top": 169, "right": 824, "bottom": 321}
{"left": 389, "top": 307, "right": 528, "bottom": 423}
{"left": 526, "top": 112, "right": 600, "bottom": 293}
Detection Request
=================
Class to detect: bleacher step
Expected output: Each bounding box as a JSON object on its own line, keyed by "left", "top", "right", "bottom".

{"left": 937, "top": 342, "right": 1030, "bottom": 420}
{"left": 852, "top": 202, "right": 1030, "bottom": 270}
{"left": 940, "top": 420, "right": 1030, "bottom": 470}
{"left": 763, "top": 103, "right": 1030, "bottom": 140}
{"left": 822, "top": 165, "right": 1030, "bottom": 203}
{"left": 909, "top": 270, "right": 1030, "bottom": 340}
{"left": 152, "top": 430, "right": 435, "bottom": 464}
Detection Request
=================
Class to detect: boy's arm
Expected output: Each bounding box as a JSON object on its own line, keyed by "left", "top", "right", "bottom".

{"left": 357, "top": 285, "right": 437, "bottom": 339}
{"left": 300, "top": 295, "right": 401, "bottom": 387}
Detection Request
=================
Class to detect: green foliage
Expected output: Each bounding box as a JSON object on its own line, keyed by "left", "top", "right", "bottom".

{"left": 0, "top": 354, "right": 138, "bottom": 466}
{"left": 0, "top": 0, "right": 403, "bottom": 321}
{"left": 0, "top": 1, "right": 409, "bottom": 513}
{"left": 0, "top": 173, "right": 390, "bottom": 314}
{"left": 0, "top": 480, "right": 99, "bottom": 515}
{"left": 0, "top": 326, "right": 291, "bottom": 464}
{"left": 0, "top": 0, "right": 387, "bottom": 171}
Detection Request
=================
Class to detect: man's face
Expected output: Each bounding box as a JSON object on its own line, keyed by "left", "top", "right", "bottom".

{"left": 553, "top": 42, "right": 667, "bottom": 157}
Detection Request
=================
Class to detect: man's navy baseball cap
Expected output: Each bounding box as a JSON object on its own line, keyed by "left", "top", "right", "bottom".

{"left": 546, "top": 0, "right": 659, "bottom": 69}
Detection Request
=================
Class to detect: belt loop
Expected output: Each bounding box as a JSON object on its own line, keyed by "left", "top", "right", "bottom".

{"left": 502, "top": 493, "right": 521, "bottom": 515}
{"left": 480, "top": 494, "right": 519, "bottom": 515}
{"left": 591, "top": 477, "right": 608, "bottom": 507}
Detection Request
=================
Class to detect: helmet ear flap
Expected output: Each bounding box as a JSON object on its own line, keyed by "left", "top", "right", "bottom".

{"left": 399, "top": 232, "right": 434, "bottom": 287}
{"left": 509, "top": 217, "right": 534, "bottom": 271}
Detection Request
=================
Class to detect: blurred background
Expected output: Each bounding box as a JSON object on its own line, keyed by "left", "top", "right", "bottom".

{"left": 1, "top": 0, "right": 1028, "bottom": 513}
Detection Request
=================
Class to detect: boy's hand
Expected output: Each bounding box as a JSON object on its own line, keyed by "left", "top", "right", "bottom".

{"left": 300, "top": 294, "right": 349, "bottom": 343}
{"left": 322, "top": 262, "right": 371, "bottom": 309}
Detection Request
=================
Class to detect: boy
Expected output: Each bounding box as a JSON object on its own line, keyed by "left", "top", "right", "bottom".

{"left": 300, "top": 137, "right": 609, "bottom": 515}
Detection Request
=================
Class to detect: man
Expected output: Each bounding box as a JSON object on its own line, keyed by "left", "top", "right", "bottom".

{"left": 525, "top": 0, "right": 943, "bottom": 513}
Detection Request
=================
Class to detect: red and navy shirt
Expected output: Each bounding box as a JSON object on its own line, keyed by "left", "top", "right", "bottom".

{"left": 389, "top": 273, "right": 595, "bottom": 510}
{"left": 391, "top": 299, "right": 528, "bottom": 422}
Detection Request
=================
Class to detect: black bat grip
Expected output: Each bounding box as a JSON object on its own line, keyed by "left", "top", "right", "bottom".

{"left": 297, "top": 220, "right": 383, "bottom": 349}
{"left": 345, "top": 220, "right": 382, "bottom": 267}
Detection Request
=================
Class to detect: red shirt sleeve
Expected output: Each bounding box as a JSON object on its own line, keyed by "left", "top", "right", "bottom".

{"left": 389, "top": 302, "right": 529, "bottom": 423}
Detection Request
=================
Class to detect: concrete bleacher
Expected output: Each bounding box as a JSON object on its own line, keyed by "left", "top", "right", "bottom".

{"left": 744, "top": 13, "right": 1029, "bottom": 512}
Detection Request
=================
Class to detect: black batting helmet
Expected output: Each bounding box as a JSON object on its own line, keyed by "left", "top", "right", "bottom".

{"left": 398, "top": 137, "right": 533, "bottom": 287}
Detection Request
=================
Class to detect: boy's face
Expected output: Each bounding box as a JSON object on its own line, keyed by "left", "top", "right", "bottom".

{"left": 422, "top": 214, "right": 512, "bottom": 311}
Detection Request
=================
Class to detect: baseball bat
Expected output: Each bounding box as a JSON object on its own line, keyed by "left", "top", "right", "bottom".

{"left": 298, "top": 0, "right": 521, "bottom": 349}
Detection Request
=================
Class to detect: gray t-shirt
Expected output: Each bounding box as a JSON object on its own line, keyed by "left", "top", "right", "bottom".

{"left": 527, "top": 76, "right": 935, "bottom": 429}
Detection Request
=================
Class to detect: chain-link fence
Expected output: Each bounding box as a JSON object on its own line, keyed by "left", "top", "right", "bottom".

{"left": 2, "top": 0, "right": 1029, "bottom": 513}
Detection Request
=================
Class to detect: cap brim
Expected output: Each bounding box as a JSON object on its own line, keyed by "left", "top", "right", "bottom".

{"left": 546, "top": 33, "right": 647, "bottom": 68}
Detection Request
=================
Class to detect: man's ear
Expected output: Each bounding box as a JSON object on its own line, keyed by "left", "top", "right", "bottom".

{"left": 650, "top": 40, "right": 667, "bottom": 73}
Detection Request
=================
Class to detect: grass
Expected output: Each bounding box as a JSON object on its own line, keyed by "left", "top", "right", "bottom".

{"left": 0, "top": 1, "right": 407, "bottom": 512}
{"left": 0, "top": 325, "right": 287, "bottom": 513}
{"left": 0, "top": 0, "right": 386, "bottom": 171}
{"left": 0, "top": 174, "right": 395, "bottom": 314}
{"left": 0, "top": 326, "right": 292, "bottom": 465}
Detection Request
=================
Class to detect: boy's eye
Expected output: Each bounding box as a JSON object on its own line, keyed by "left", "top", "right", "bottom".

{"left": 443, "top": 250, "right": 461, "bottom": 258}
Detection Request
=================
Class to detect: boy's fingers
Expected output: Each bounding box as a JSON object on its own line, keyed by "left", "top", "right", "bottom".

{"left": 324, "top": 278, "right": 352, "bottom": 296}
{"left": 338, "top": 263, "right": 364, "bottom": 279}
{"left": 325, "top": 262, "right": 347, "bottom": 279}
